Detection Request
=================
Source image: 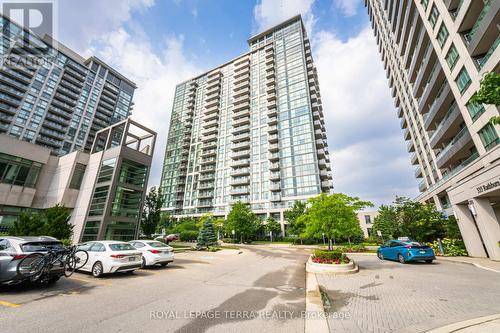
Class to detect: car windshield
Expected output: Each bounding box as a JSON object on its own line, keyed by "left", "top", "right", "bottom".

{"left": 405, "top": 241, "right": 424, "bottom": 247}
{"left": 109, "top": 243, "right": 135, "bottom": 251}
{"left": 21, "top": 242, "right": 62, "bottom": 252}
{"left": 147, "top": 241, "right": 167, "bottom": 248}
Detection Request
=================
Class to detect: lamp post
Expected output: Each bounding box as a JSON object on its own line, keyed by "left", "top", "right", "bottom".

{"left": 232, "top": 229, "right": 235, "bottom": 243}
{"left": 322, "top": 233, "right": 325, "bottom": 246}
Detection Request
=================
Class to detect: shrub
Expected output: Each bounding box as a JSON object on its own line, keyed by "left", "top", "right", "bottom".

{"left": 335, "top": 245, "right": 367, "bottom": 253}
{"left": 179, "top": 230, "right": 198, "bottom": 242}
{"left": 312, "top": 250, "right": 350, "bottom": 264}
{"left": 430, "top": 238, "right": 468, "bottom": 256}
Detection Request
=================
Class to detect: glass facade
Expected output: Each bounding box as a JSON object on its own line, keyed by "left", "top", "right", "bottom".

{"left": 160, "top": 17, "right": 332, "bottom": 218}
{"left": 0, "top": 16, "right": 136, "bottom": 156}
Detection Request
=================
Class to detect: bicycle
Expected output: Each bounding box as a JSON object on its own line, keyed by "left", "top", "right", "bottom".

{"left": 17, "top": 246, "right": 89, "bottom": 283}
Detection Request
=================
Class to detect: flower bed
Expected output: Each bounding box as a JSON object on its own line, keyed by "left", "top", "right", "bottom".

{"left": 312, "top": 250, "right": 350, "bottom": 265}
{"left": 335, "top": 245, "right": 367, "bottom": 253}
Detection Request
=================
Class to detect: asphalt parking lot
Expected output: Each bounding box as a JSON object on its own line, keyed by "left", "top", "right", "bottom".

{"left": 0, "top": 246, "right": 310, "bottom": 333}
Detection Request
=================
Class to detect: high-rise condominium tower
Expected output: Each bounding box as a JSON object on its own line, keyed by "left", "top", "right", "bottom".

{"left": 160, "top": 16, "right": 333, "bottom": 231}
{"left": 0, "top": 15, "right": 136, "bottom": 156}
{"left": 365, "top": 0, "right": 500, "bottom": 260}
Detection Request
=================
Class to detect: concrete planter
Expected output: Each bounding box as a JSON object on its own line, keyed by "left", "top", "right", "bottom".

{"left": 306, "top": 255, "right": 359, "bottom": 275}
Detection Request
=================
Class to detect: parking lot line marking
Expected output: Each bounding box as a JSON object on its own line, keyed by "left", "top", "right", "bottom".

{"left": 0, "top": 300, "right": 21, "bottom": 308}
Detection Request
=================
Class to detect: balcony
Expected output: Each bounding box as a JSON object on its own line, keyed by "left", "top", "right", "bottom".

{"left": 201, "top": 148, "right": 217, "bottom": 157}
{"left": 232, "top": 124, "right": 250, "bottom": 135}
{"left": 411, "top": 153, "right": 418, "bottom": 165}
{"left": 414, "top": 166, "right": 423, "bottom": 178}
{"left": 464, "top": 1, "right": 500, "bottom": 57}
{"left": 198, "top": 191, "right": 214, "bottom": 199}
{"left": 231, "top": 133, "right": 249, "bottom": 142}
{"left": 233, "top": 80, "right": 250, "bottom": 92}
{"left": 202, "top": 133, "right": 218, "bottom": 143}
{"left": 269, "top": 171, "right": 280, "bottom": 180}
{"left": 436, "top": 127, "right": 473, "bottom": 169}
{"left": 232, "top": 108, "right": 250, "bottom": 119}
{"left": 270, "top": 183, "right": 281, "bottom": 191}
{"left": 199, "top": 174, "right": 215, "bottom": 182}
{"left": 231, "top": 177, "right": 250, "bottom": 186}
{"left": 269, "top": 162, "right": 280, "bottom": 170}
{"left": 418, "top": 64, "right": 445, "bottom": 112}
{"left": 407, "top": 140, "right": 415, "bottom": 152}
{"left": 321, "top": 181, "right": 332, "bottom": 189}
{"left": 268, "top": 114, "right": 278, "bottom": 126}
{"left": 233, "top": 86, "right": 250, "bottom": 98}
{"left": 404, "top": 128, "right": 411, "bottom": 140}
{"left": 268, "top": 152, "right": 279, "bottom": 161}
{"left": 198, "top": 182, "right": 214, "bottom": 190}
{"left": 231, "top": 167, "right": 250, "bottom": 176}
{"left": 200, "top": 157, "right": 216, "bottom": 165}
{"left": 430, "top": 104, "right": 463, "bottom": 148}
{"left": 199, "top": 165, "right": 216, "bottom": 173}
{"left": 268, "top": 124, "right": 278, "bottom": 134}
{"left": 268, "top": 133, "right": 278, "bottom": 143}
{"left": 418, "top": 180, "right": 427, "bottom": 193}
{"left": 230, "top": 187, "right": 250, "bottom": 195}
{"left": 268, "top": 143, "right": 279, "bottom": 152}
{"left": 233, "top": 100, "right": 250, "bottom": 112}
{"left": 232, "top": 158, "right": 250, "bottom": 167}
{"left": 270, "top": 194, "right": 281, "bottom": 202}
{"left": 231, "top": 149, "right": 250, "bottom": 159}
{"left": 424, "top": 84, "right": 453, "bottom": 130}
{"left": 203, "top": 119, "right": 218, "bottom": 129}
{"left": 319, "top": 169, "right": 329, "bottom": 179}
{"left": 202, "top": 126, "right": 218, "bottom": 136}
{"left": 205, "top": 97, "right": 220, "bottom": 109}
{"left": 204, "top": 104, "right": 218, "bottom": 115}
{"left": 231, "top": 140, "right": 250, "bottom": 150}
{"left": 400, "top": 116, "right": 407, "bottom": 129}
{"left": 198, "top": 200, "right": 213, "bottom": 208}
{"left": 233, "top": 116, "right": 250, "bottom": 127}
{"left": 233, "top": 74, "right": 250, "bottom": 86}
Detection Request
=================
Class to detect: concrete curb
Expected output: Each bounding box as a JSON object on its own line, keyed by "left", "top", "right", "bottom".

{"left": 305, "top": 272, "right": 330, "bottom": 333}
{"left": 438, "top": 257, "right": 500, "bottom": 274}
{"left": 425, "top": 313, "right": 500, "bottom": 332}
{"left": 306, "top": 255, "right": 359, "bottom": 275}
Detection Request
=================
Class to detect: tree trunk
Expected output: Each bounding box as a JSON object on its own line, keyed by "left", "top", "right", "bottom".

{"left": 300, "top": 238, "right": 303, "bottom": 245}
{"left": 348, "top": 237, "right": 351, "bottom": 246}
{"left": 328, "top": 238, "right": 332, "bottom": 251}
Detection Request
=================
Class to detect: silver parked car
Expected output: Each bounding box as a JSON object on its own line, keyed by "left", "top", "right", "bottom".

{"left": 0, "top": 236, "right": 65, "bottom": 285}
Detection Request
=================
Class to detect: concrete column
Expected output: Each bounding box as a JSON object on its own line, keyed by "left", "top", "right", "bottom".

{"left": 453, "top": 204, "right": 488, "bottom": 258}
{"left": 472, "top": 198, "right": 500, "bottom": 261}
{"left": 280, "top": 211, "right": 285, "bottom": 237}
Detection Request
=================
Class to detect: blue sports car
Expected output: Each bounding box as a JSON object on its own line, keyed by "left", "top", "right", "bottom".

{"left": 377, "top": 239, "right": 435, "bottom": 264}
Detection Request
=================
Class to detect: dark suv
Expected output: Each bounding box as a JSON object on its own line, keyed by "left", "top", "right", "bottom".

{"left": 0, "top": 236, "right": 64, "bottom": 285}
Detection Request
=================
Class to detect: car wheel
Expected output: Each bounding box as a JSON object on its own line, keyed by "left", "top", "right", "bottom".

{"left": 425, "top": 259, "right": 433, "bottom": 264}
{"left": 141, "top": 257, "right": 147, "bottom": 269}
{"left": 92, "top": 262, "right": 103, "bottom": 278}
{"left": 398, "top": 254, "right": 406, "bottom": 264}
{"left": 160, "top": 263, "right": 168, "bottom": 267}
{"left": 377, "top": 252, "right": 384, "bottom": 260}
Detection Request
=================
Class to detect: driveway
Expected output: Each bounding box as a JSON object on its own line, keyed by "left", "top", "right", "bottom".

{"left": 0, "top": 246, "right": 310, "bottom": 333}
{"left": 317, "top": 255, "right": 500, "bottom": 332}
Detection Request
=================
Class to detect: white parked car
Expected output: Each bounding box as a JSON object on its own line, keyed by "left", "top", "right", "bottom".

{"left": 76, "top": 241, "right": 142, "bottom": 277}
{"left": 128, "top": 240, "right": 174, "bottom": 268}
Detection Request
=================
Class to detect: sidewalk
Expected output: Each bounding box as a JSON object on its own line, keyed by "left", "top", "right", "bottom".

{"left": 437, "top": 256, "right": 500, "bottom": 273}
{"left": 427, "top": 313, "right": 500, "bottom": 333}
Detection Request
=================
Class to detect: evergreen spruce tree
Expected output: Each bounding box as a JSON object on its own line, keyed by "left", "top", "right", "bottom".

{"left": 197, "top": 219, "right": 218, "bottom": 250}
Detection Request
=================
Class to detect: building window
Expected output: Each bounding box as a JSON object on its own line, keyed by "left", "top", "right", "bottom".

{"left": 364, "top": 215, "right": 371, "bottom": 224}
{"left": 421, "top": 0, "right": 429, "bottom": 10}
{"left": 0, "top": 153, "right": 42, "bottom": 188}
{"left": 478, "top": 123, "right": 499, "bottom": 151}
{"left": 88, "top": 185, "right": 109, "bottom": 216}
{"left": 111, "top": 186, "right": 143, "bottom": 219}
{"left": 445, "top": 44, "right": 459, "bottom": 70}
{"left": 118, "top": 159, "right": 148, "bottom": 188}
{"left": 455, "top": 67, "right": 471, "bottom": 94}
{"left": 466, "top": 101, "right": 485, "bottom": 122}
{"left": 437, "top": 23, "right": 449, "bottom": 48}
{"left": 428, "top": 5, "right": 439, "bottom": 28}
{"left": 97, "top": 158, "right": 116, "bottom": 183}
{"left": 69, "top": 163, "right": 86, "bottom": 189}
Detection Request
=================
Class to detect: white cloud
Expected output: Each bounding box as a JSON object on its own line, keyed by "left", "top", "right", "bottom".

{"left": 90, "top": 29, "right": 200, "bottom": 188}
{"left": 253, "top": 0, "right": 316, "bottom": 35}
{"left": 333, "top": 0, "right": 359, "bottom": 17}
{"left": 58, "top": 0, "right": 155, "bottom": 55}
{"left": 313, "top": 27, "right": 419, "bottom": 205}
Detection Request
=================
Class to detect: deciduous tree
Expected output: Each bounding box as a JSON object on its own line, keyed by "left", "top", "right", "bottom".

{"left": 141, "top": 187, "right": 165, "bottom": 238}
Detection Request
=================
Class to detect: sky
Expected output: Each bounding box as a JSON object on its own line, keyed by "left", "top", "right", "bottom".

{"left": 57, "top": 0, "right": 419, "bottom": 207}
